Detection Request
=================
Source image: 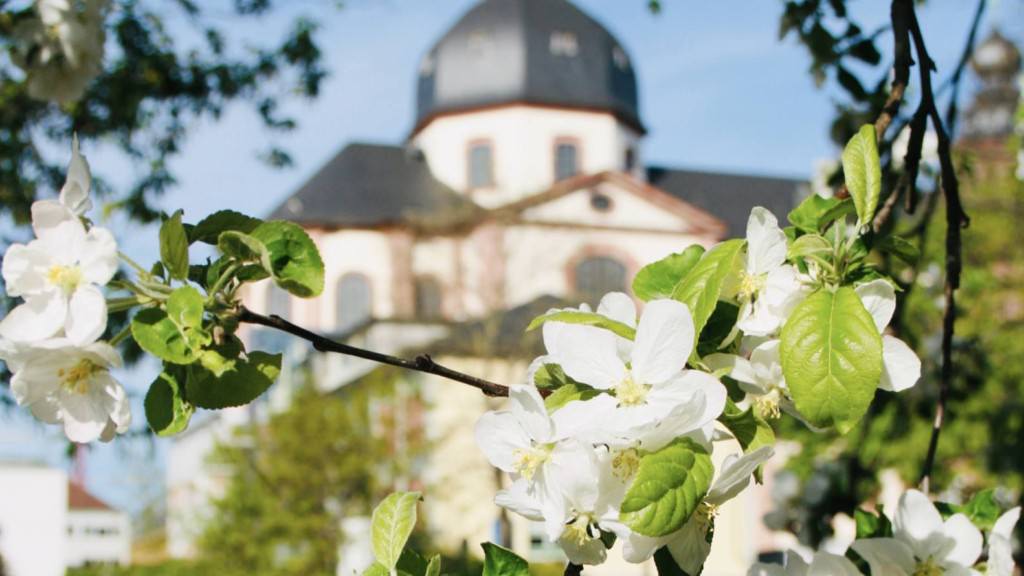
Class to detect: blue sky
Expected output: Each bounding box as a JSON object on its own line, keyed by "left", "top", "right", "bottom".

{"left": 1, "top": 0, "right": 1021, "bottom": 519}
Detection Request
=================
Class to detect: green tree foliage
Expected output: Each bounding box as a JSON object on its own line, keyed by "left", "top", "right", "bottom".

{"left": 0, "top": 1, "right": 329, "bottom": 225}
{"left": 195, "top": 379, "right": 396, "bottom": 576}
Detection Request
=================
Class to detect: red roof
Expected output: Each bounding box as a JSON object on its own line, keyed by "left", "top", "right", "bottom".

{"left": 68, "top": 482, "right": 114, "bottom": 511}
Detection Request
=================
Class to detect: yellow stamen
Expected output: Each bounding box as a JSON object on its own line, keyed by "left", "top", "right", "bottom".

{"left": 47, "top": 265, "right": 83, "bottom": 293}
{"left": 512, "top": 445, "right": 552, "bottom": 481}
{"left": 912, "top": 559, "right": 944, "bottom": 576}
{"left": 616, "top": 373, "right": 650, "bottom": 407}
{"left": 738, "top": 271, "right": 767, "bottom": 299}
{"left": 60, "top": 359, "right": 101, "bottom": 395}
{"left": 612, "top": 448, "right": 641, "bottom": 482}
{"left": 754, "top": 388, "right": 783, "bottom": 419}
{"left": 562, "top": 515, "right": 593, "bottom": 548}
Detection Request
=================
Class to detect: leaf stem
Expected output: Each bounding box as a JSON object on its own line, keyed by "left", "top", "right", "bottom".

{"left": 207, "top": 263, "right": 241, "bottom": 304}
{"left": 118, "top": 251, "right": 151, "bottom": 279}
{"left": 109, "top": 325, "right": 132, "bottom": 347}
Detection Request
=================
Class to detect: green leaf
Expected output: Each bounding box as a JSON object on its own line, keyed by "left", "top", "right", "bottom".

{"left": 544, "top": 382, "right": 600, "bottom": 413}
{"left": 186, "top": 351, "right": 282, "bottom": 409}
{"left": 619, "top": 438, "right": 714, "bottom": 537}
{"left": 533, "top": 362, "right": 571, "bottom": 389}
{"left": 718, "top": 398, "right": 774, "bottom": 453}
{"left": 190, "top": 210, "right": 262, "bottom": 244}
{"left": 787, "top": 233, "right": 832, "bottom": 260}
{"left": 695, "top": 301, "right": 739, "bottom": 357}
{"left": 425, "top": 555, "right": 441, "bottom": 576}
{"left": 166, "top": 286, "right": 204, "bottom": 329}
{"left": 963, "top": 489, "right": 1001, "bottom": 530}
{"left": 779, "top": 287, "right": 883, "bottom": 433}
{"left": 877, "top": 235, "right": 920, "bottom": 264}
{"left": 526, "top": 310, "right": 636, "bottom": 341}
{"left": 632, "top": 245, "right": 705, "bottom": 301}
{"left": 481, "top": 543, "right": 528, "bottom": 576}
{"left": 371, "top": 491, "right": 421, "bottom": 570}
{"left": 160, "top": 210, "right": 190, "bottom": 280}
{"left": 218, "top": 231, "right": 272, "bottom": 271}
{"left": 396, "top": 548, "right": 428, "bottom": 575}
{"left": 788, "top": 194, "right": 853, "bottom": 233}
{"left": 131, "top": 308, "right": 202, "bottom": 364}
{"left": 671, "top": 239, "right": 745, "bottom": 354}
{"left": 251, "top": 221, "right": 325, "bottom": 297}
{"left": 144, "top": 369, "right": 194, "bottom": 436}
{"left": 842, "top": 124, "right": 882, "bottom": 226}
{"left": 854, "top": 508, "right": 892, "bottom": 538}
{"left": 653, "top": 547, "right": 690, "bottom": 576}
{"left": 362, "top": 563, "right": 390, "bottom": 576}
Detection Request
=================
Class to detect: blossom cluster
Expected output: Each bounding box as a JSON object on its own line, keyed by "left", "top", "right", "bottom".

{"left": 0, "top": 138, "right": 130, "bottom": 443}
{"left": 9, "top": 0, "right": 109, "bottom": 103}
{"left": 750, "top": 488, "right": 1021, "bottom": 576}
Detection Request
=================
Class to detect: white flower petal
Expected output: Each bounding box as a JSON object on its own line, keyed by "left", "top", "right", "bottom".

{"left": 551, "top": 393, "right": 617, "bottom": 443}
{"left": 79, "top": 227, "right": 118, "bottom": 285}
{"left": 706, "top": 446, "right": 775, "bottom": 505}
{"left": 557, "top": 531, "right": 606, "bottom": 566}
{"left": 851, "top": 538, "right": 916, "bottom": 576}
{"left": 746, "top": 207, "right": 787, "bottom": 274}
{"left": 747, "top": 564, "right": 787, "bottom": 576}
{"left": 58, "top": 390, "right": 110, "bottom": 443}
{"left": 892, "top": 489, "right": 945, "bottom": 559}
{"left": 737, "top": 298, "right": 785, "bottom": 337}
{"left": 59, "top": 135, "right": 93, "bottom": 216}
{"left": 509, "top": 384, "right": 551, "bottom": 442}
{"left": 0, "top": 292, "right": 67, "bottom": 342}
{"left": 988, "top": 507, "right": 1021, "bottom": 576}
{"left": 494, "top": 479, "right": 544, "bottom": 521}
{"left": 855, "top": 279, "right": 896, "bottom": 333}
{"left": 550, "top": 324, "right": 626, "bottom": 390}
{"left": 35, "top": 218, "right": 86, "bottom": 265}
{"left": 1, "top": 243, "right": 54, "bottom": 297}
{"left": 630, "top": 299, "right": 694, "bottom": 384}
{"left": 784, "top": 551, "right": 810, "bottom": 576}
{"left": 940, "top": 513, "right": 982, "bottom": 568}
{"left": 473, "top": 411, "right": 531, "bottom": 473}
{"left": 82, "top": 341, "right": 122, "bottom": 370}
{"left": 649, "top": 370, "right": 726, "bottom": 431}
{"left": 66, "top": 284, "right": 107, "bottom": 345}
{"left": 806, "top": 552, "right": 862, "bottom": 576}
{"left": 597, "top": 291, "right": 637, "bottom": 327}
{"left": 90, "top": 372, "right": 130, "bottom": 433}
{"left": 612, "top": 525, "right": 666, "bottom": 564}
{"left": 29, "top": 396, "right": 63, "bottom": 424}
{"left": 31, "top": 199, "right": 76, "bottom": 240}
{"left": 667, "top": 515, "right": 711, "bottom": 575}
{"left": 880, "top": 336, "right": 921, "bottom": 392}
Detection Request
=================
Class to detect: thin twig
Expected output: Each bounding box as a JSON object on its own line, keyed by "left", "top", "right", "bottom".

{"left": 904, "top": 4, "right": 971, "bottom": 493}
{"left": 564, "top": 563, "right": 583, "bottom": 576}
{"left": 236, "top": 306, "right": 518, "bottom": 398}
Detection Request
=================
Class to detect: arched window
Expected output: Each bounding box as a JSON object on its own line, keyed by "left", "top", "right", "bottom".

{"left": 468, "top": 141, "right": 494, "bottom": 189}
{"left": 555, "top": 140, "right": 579, "bottom": 181}
{"left": 267, "top": 284, "right": 291, "bottom": 318}
{"left": 414, "top": 277, "right": 443, "bottom": 320}
{"left": 574, "top": 256, "right": 627, "bottom": 304}
{"left": 336, "top": 273, "right": 372, "bottom": 332}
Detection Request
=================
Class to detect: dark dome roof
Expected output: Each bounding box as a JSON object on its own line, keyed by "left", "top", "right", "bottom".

{"left": 414, "top": 0, "right": 643, "bottom": 133}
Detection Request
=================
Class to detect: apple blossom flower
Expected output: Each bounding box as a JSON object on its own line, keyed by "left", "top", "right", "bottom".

{"left": 735, "top": 207, "right": 807, "bottom": 337}
{"left": 543, "top": 298, "right": 726, "bottom": 441}
{"left": 2, "top": 338, "right": 130, "bottom": 443}
{"left": 705, "top": 339, "right": 793, "bottom": 419}
{"left": 854, "top": 279, "right": 921, "bottom": 392}
{"left": 851, "top": 489, "right": 983, "bottom": 576}
{"left": 748, "top": 550, "right": 862, "bottom": 576}
{"left": 987, "top": 506, "right": 1021, "bottom": 576}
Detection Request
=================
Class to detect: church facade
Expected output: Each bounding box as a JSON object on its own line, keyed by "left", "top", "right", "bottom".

{"left": 167, "top": 1, "right": 809, "bottom": 573}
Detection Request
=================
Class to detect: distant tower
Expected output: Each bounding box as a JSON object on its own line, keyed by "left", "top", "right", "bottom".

{"left": 962, "top": 30, "right": 1021, "bottom": 142}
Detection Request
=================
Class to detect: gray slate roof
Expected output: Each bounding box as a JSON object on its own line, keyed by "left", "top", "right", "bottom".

{"left": 416, "top": 0, "right": 642, "bottom": 132}
{"left": 647, "top": 167, "right": 807, "bottom": 237}
{"left": 269, "top": 143, "right": 477, "bottom": 227}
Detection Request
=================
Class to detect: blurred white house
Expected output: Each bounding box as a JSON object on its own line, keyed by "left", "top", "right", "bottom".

{"left": 167, "top": 0, "right": 809, "bottom": 573}
{"left": 0, "top": 462, "right": 131, "bottom": 576}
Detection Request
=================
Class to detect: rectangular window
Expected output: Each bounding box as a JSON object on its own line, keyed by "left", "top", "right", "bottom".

{"left": 555, "top": 142, "right": 579, "bottom": 181}
{"left": 468, "top": 142, "right": 494, "bottom": 189}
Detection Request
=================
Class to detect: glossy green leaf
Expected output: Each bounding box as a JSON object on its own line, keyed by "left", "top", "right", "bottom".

{"left": 878, "top": 235, "right": 920, "bottom": 264}
{"left": 218, "top": 231, "right": 271, "bottom": 271}
{"left": 533, "top": 362, "right": 571, "bottom": 389}
{"left": 371, "top": 491, "right": 421, "bottom": 570}
{"left": 718, "top": 398, "right": 775, "bottom": 453}
{"left": 425, "top": 555, "right": 441, "bottom": 576}
{"left": 362, "top": 563, "right": 389, "bottom": 576}
{"left": 671, "top": 238, "right": 745, "bottom": 352}
{"left": 526, "top": 310, "right": 636, "bottom": 340}
{"left": 787, "top": 233, "right": 832, "bottom": 260}
{"left": 396, "top": 548, "right": 428, "bottom": 575}
{"left": 251, "top": 221, "right": 325, "bottom": 297}
{"left": 842, "top": 124, "right": 882, "bottom": 226}
{"left": 632, "top": 245, "right": 705, "bottom": 301}
{"left": 963, "top": 489, "right": 1001, "bottom": 530}
{"left": 780, "top": 287, "right": 883, "bottom": 433}
{"left": 166, "top": 286, "right": 204, "bottom": 329}
{"left": 160, "top": 210, "right": 190, "bottom": 280}
{"left": 854, "top": 508, "right": 892, "bottom": 539}
{"left": 131, "top": 308, "right": 203, "bottom": 364}
{"left": 544, "top": 382, "right": 600, "bottom": 413}
{"left": 654, "top": 547, "right": 690, "bottom": 576}
{"left": 695, "top": 301, "right": 739, "bottom": 357}
{"left": 788, "top": 194, "right": 853, "bottom": 233}
{"left": 481, "top": 542, "right": 529, "bottom": 576}
{"left": 190, "top": 210, "right": 262, "bottom": 244}
{"left": 186, "top": 351, "right": 281, "bottom": 409}
{"left": 144, "top": 368, "right": 194, "bottom": 436}
{"left": 619, "top": 438, "right": 714, "bottom": 537}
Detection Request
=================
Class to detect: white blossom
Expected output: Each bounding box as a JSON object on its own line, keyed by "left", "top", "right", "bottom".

{"left": 748, "top": 550, "right": 862, "bottom": 576}
{"left": 735, "top": 207, "right": 807, "bottom": 337}
{"left": 851, "top": 489, "right": 983, "bottom": 576}
{"left": 543, "top": 297, "right": 726, "bottom": 442}
{"left": 2, "top": 338, "right": 130, "bottom": 443}
{"left": 854, "top": 279, "right": 921, "bottom": 392}
{"left": 988, "top": 506, "right": 1021, "bottom": 576}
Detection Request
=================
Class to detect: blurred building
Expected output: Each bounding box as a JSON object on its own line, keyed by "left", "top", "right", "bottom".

{"left": 0, "top": 463, "right": 130, "bottom": 576}
{"left": 167, "top": 0, "right": 808, "bottom": 573}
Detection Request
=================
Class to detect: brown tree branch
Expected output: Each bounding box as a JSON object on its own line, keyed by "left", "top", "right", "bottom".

{"left": 236, "top": 306, "right": 519, "bottom": 398}
{"left": 564, "top": 563, "right": 584, "bottom": 576}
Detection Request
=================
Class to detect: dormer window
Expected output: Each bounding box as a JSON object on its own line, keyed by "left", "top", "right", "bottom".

{"left": 550, "top": 31, "right": 579, "bottom": 57}
{"left": 468, "top": 141, "right": 494, "bottom": 189}
{"left": 554, "top": 139, "right": 579, "bottom": 181}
